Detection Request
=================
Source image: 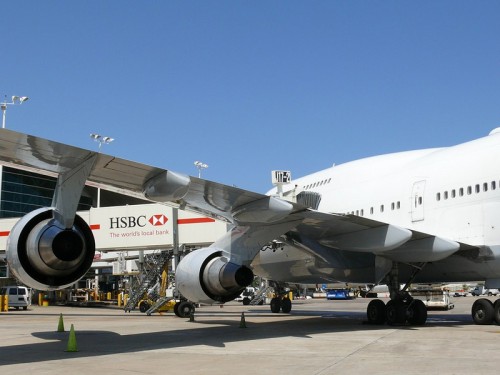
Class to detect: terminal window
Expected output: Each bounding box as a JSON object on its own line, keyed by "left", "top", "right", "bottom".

{"left": 0, "top": 167, "right": 92, "bottom": 218}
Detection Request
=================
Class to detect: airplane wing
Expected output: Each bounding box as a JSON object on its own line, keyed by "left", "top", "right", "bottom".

{"left": 0, "top": 128, "right": 473, "bottom": 264}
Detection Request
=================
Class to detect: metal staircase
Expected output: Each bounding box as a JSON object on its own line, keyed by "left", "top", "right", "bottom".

{"left": 145, "top": 296, "right": 174, "bottom": 315}
{"left": 123, "top": 250, "right": 171, "bottom": 312}
{"left": 250, "top": 285, "right": 274, "bottom": 305}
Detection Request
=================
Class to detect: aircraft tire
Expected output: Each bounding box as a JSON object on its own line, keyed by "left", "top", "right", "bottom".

{"left": 407, "top": 299, "right": 427, "bottom": 325}
{"left": 472, "top": 298, "right": 494, "bottom": 325}
{"left": 177, "top": 301, "right": 195, "bottom": 318}
{"left": 493, "top": 300, "right": 500, "bottom": 325}
{"left": 173, "top": 302, "right": 181, "bottom": 317}
{"left": 366, "top": 299, "right": 386, "bottom": 325}
{"left": 270, "top": 297, "right": 281, "bottom": 313}
{"left": 139, "top": 301, "right": 150, "bottom": 313}
{"left": 386, "top": 300, "right": 407, "bottom": 325}
{"left": 281, "top": 298, "right": 292, "bottom": 313}
{"left": 242, "top": 297, "right": 251, "bottom": 305}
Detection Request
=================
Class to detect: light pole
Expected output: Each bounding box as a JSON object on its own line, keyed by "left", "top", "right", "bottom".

{"left": 1, "top": 95, "right": 29, "bottom": 128}
{"left": 194, "top": 160, "right": 208, "bottom": 178}
{"left": 90, "top": 133, "right": 114, "bottom": 208}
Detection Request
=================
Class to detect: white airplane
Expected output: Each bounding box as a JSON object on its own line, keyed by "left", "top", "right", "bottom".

{"left": 1, "top": 127, "right": 500, "bottom": 326}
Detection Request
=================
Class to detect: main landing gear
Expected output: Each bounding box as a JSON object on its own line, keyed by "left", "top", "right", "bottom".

{"left": 366, "top": 292, "right": 427, "bottom": 326}
{"left": 268, "top": 282, "right": 293, "bottom": 314}
{"left": 366, "top": 261, "right": 428, "bottom": 326}
{"left": 471, "top": 298, "right": 500, "bottom": 325}
{"left": 270, "top": 295, "right": 292, "bottom": 313}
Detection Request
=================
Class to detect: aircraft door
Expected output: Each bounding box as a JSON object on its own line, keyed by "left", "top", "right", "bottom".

{"left": 411, "top": 180, "right": 426, "bottom": 222}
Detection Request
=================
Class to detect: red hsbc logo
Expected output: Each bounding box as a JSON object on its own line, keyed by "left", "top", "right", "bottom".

{"left": 149, "top": 214, "right": 169, "bottom": 226}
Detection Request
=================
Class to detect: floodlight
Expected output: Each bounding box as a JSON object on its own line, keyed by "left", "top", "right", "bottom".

{"left": 1, "top": 94, "right": 29, "bottom": 128}
{"left": 90, "top": 133, "right": 114, "bottom": 151}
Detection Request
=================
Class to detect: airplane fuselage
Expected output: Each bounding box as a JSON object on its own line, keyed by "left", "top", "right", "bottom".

{"left": 254, "top": 129, "right": 500, "bottom": 287}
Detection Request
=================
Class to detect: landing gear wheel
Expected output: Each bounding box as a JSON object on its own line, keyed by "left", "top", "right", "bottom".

{"left": 494, "top": 300, "right": 500, "bottom": 325}
{"left": 173, "top": 302, "right": 180, "bottom": 317}
{"left": 281, "top": 298, "right": 292, "bottom": 313}
{"left": 139, "top": 301, "right": 151, "bottom": 313}
{"left": 176, "top": 301, "right": 195, "bottom": 318}
{"left": 386, "top": 300, "right": 407, "bottom": 325}
{"left": 367, "top": 299, "right": 386, "bottom": 325}
{"left": 242, "top": 297, "right": 251, "bottom": 306}
{"left": 270, "top": 297, "right": 281, "bottom": 313}
{"left": 407, "top": 299, "right": 427, "bottom": 325}
{"left": 472, "top": 298, "right": 494, "bottom": 325}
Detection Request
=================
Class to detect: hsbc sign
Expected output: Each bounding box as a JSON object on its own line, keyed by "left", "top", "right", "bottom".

{"left": 110, "top": 214, "right": 169, "bottom": 229}
{"left": 88, "top": 204, "right": 225, "bottom": 251}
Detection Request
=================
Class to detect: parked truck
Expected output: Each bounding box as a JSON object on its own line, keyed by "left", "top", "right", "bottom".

{"left": 471, "top": 286, "right": 500, "bottom": 296}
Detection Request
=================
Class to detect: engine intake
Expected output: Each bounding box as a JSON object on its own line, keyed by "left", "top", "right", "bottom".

{"left": 6, "top": 208, "right": 95, "bottom": 291}
{"left": 176, "top": 247, "right": 254, "bottom": 304}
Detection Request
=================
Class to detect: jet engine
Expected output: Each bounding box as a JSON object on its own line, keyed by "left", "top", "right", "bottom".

{"left": 6, "top": 207, "right": 95, "bottom": 291}
{"left": 176, "top": 247, "right": 254, "bottom": 304}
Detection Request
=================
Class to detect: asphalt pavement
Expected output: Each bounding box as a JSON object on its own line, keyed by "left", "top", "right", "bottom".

{"left": 1, "top": 297, "right": 499, "bottom": 374}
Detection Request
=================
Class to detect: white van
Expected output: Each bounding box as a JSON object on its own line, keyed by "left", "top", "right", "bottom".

{"left": 0, "top": 286, "right": 31, "bottom": 310}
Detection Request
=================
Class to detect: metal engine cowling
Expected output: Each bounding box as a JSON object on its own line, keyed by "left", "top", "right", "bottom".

{"left": 6, "top": 207, "right": 95, "bottom": 291}
{"left": 176, "top": 247, "right": 254, "bottom": 304}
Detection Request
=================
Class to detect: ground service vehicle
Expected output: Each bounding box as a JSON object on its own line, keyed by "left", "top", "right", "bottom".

{"left": 0, "top": 286, "right": 31, "bottom": 310}
{"left": 471, "top": 286, "right": 500, "bottom": 296}
{"left": 326, "top": 289, "right": 351, "bottom": 300}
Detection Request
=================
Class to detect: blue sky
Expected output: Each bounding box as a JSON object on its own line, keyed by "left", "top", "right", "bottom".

{"left": 2, "top": 2, "right": 500, "bottom": 192}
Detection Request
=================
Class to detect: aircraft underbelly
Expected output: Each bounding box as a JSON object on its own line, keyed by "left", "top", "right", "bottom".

{"left": 251, "top": 242, "right": 377, "bottom": 284}
{"left": 250, "top": 241, "right": 500, "bottom": 284}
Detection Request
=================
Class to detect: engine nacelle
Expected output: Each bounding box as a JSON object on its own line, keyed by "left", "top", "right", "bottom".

{"left": 6, "top": 207, "right": 96, "bottom": 291}
{"left": 176, "top": 247, "right": 254, "bottom": 304}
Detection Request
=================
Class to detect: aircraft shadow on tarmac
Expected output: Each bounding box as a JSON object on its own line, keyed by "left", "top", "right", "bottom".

{"left": 0, "top": 308, "right": 475, "bottom": 366}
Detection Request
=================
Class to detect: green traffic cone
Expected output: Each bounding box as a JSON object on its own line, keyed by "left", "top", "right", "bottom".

{"left": 57, "top": 313, "right": 65, "bottom": 332}
{"left": 239, "top": 312, "right": 247, "bottom": 328}
{"left": 65, "top": 324, "right": 78, "bottom": 352}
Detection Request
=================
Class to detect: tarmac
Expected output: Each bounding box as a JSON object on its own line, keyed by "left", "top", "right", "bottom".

{"left": 1, "top": 297, "right": 499, "bottom": 374}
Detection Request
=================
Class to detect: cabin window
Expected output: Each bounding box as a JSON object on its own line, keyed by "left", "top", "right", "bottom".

{"left": 467, "top": 186, "right": 472, "bottom": 195}
{"left": 360, "top": 209, "right": 364, "bottom": 216}
{"left": 397, "top": 201, "right": 400, "bottom": 209}
{"left": 436, "top": 192, "right": 441, "bottom": 201}
{"left": 475, "top": 184, "right": 480, "bottom": 193}
{"left": 459, "top": 188, "right": 464, "bottom": 196}
{"left": 492, "top": 181, "right": 496, "bottom": 190}
{"left": 483, "top": 182, "right": 488, "bottom": 192}
{"left": 370, "top": 207, "right": 374, "bottom": 215}
{"left": 418, "top": 197, "right": 423, "bottom": 205}
{"left": 444, "top": 191, "right": 448, "bottom": 200}
{"left": 380, "top": 205, "right": 384, "bottom": 213}
{"left": 451, "top": 189, "right": 456, "bottom": 198}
